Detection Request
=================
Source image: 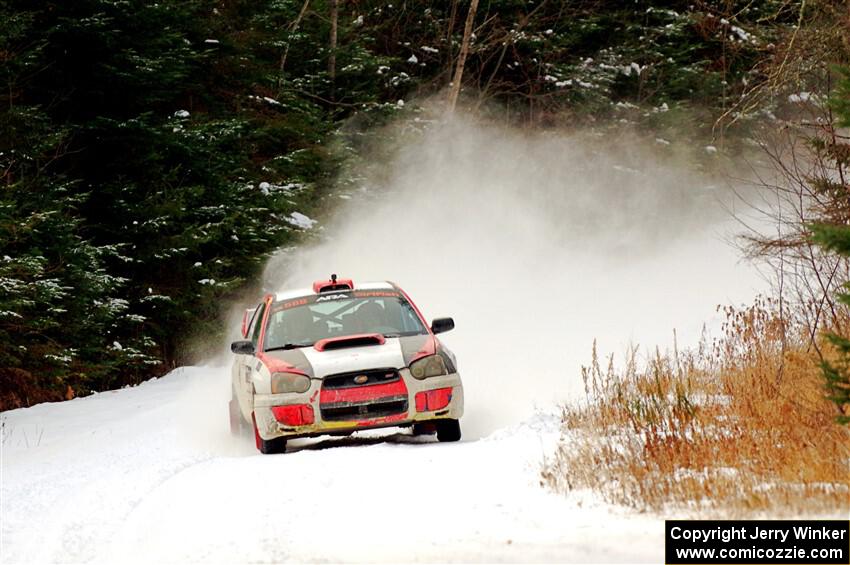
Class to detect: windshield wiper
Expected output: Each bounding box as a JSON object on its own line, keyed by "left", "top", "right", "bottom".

{"left": 265, "top": 342, "right": 313, "bottom": 352}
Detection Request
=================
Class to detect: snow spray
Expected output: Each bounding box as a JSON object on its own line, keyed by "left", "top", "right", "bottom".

{"left": 262, "top": 112, "right": 763, "bottom": 438}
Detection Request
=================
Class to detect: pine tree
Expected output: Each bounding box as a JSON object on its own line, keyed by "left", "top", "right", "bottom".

{"left": 809, "top": 67, "right": 850, "bottom": 424}
{"left": 1, "top": 0, "right": 324, "bottom": 402}
{"left": 0, "top": 8, "right": 152, "bottom": 402}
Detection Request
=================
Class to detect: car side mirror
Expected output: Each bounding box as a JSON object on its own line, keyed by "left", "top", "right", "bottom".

{"left": 431, "top": 317, "right": 455, "bottom": 334}
{"left": 231, "top": 340, "right": 255, "bottom": 355}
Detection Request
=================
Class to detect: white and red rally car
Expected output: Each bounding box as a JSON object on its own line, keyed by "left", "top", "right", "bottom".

{"left": 229, "top": 276, "right": 463, "bottom": 453}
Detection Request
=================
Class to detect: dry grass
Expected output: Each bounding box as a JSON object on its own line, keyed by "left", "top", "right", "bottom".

{"left": 542, "top": 297, "right": 850, "bottom": 515}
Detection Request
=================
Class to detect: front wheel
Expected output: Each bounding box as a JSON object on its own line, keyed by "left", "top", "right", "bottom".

{"left": 436, "top": 419, "right": 461, "bottom": 442}
{"left": 252, "top": 412, "right": 287, "bottom": 454}
{"left": 412, "top": 422, "right": 436, "bottom": 436}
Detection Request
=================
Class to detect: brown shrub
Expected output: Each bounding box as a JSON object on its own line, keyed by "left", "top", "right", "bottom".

{"left": 0, "top": 368, "right": 63, "bottom": 411}
{"left": 542, "top": 297, "right": 850, "bottom": 515}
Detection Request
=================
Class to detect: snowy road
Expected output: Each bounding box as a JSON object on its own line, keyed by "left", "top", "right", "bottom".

{"left": 2, "top": 367, "right": 660, "bottom": 563}
{"left": 0, "top": 101, "right": 803, "bottom": 564}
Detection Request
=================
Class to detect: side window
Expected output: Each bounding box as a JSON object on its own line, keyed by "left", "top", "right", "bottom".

{"left": 245, "top": 304, "right": 261, "bottom": 337}
{"left": 245, "top": 303, "right": 262, "bottom": 338}
{"left": 250, "top": 302, "right": 267, "bottom": 346}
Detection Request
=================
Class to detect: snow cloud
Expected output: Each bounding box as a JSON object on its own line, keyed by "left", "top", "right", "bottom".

{"left": 263, "top": 111, "right": 764, "bottom": 438}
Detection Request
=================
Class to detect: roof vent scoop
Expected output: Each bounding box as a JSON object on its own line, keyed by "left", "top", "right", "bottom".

{"left": 314, "top": 333, "right": 385, "bottom": 351}
{"left": 313, "top": 274, "right": 354, "bottom": 293}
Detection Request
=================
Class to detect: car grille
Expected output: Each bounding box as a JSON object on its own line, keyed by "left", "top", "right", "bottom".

{"left": 319, "top": 368, "right": 408, "bottom": 422}
{"left": 321, "top": 368, "right": 400, "bottom": 389}
{"left": 320, "top": 395, "right": 408, "bottom": 422}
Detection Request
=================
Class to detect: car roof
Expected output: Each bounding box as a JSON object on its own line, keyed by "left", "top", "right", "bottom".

{"left": 273, "top": 280, "right": 396, "bottom": 302}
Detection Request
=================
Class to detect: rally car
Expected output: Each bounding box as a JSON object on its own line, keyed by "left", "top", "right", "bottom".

{"left": 229, "top": 275, "right": 463, "bottom": 454}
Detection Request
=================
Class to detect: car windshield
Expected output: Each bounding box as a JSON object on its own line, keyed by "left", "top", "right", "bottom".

{"left": 264, "top": 291, "right": 428, "bottom": 350}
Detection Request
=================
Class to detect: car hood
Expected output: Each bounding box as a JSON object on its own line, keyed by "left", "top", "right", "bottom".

{"left": 262, "top": 334, "right": 434, "bottom": 379}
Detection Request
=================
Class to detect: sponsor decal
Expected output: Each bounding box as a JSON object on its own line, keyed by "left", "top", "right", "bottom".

{"left": 275, "top": 290, "right": 404, "bottom": 312}
{"left": 353, "top": 291, "right": 400, "bottom": 298}
{"left": 316, "top": 293, "right": 350, "bottom": 302}
{"left": 281, "top": 297, "right": 308, "bottom": 310}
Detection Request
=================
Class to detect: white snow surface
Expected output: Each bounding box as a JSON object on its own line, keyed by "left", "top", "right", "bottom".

{"left": 1, "top": 366, "right": 660, "bottom": 563}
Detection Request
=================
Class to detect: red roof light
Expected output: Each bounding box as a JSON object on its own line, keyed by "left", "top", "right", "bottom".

{"left": 313, "top": 273, "right": 353, "bottom": 293}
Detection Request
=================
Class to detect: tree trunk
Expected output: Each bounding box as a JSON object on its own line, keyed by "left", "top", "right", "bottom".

{"left": 447, "top": 0, "right": 479, "bottom": 114}
{"left": 278, "top": 0, "right": 310, "bottom": 90}
{"left": 328, "top": 0, "right": 338, "bottom": 99}
{"left": 445, "top": 0, "right": 459, "bottom": 82}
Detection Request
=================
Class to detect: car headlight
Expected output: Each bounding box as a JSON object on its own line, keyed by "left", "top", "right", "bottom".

{"left": 271, "top": 372, "right": 311, "bottom": 394}
{"left": 409, "top": 354, "right": 448, "bottom": 380}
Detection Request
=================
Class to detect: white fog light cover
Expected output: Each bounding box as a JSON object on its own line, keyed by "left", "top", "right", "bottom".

{"left": 409, "top": 354, "right": 448, "bottom": 380}
{"left": 271, "top": 372, "right": 311, "bottom": 394}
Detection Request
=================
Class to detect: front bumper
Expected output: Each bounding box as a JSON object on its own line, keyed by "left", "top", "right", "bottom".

{"left": 253, "top": 369, "right": 464, "bottom": 440}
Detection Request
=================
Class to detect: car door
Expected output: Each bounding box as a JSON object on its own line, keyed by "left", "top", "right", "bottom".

{"left": 238, "top": 301, "right": 266, "bottom": 417}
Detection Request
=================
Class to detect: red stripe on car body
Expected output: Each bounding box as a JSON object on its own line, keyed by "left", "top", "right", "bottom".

{"left": 319, "top": 378, "right": 407, "bottom": 404}
{"left": 408, "top": 335, "right": 437, "bottom": 365}
{"left": 255, "top": 351, "right": 308, "bottom": 376}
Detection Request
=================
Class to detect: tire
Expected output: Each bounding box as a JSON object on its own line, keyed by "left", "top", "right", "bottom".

{"left": 436, "top": 419, "right": 461, "bottom": 442}
{"left": 412, "top": 422, "right": 436, "bottom": 436}
{"left": 252, "top": 412, "right": 287, "bottom": 454}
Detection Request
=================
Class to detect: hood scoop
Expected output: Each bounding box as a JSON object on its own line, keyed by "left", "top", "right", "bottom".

{"left": 314, "top": 333, "right": 386, "bottom": 352}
